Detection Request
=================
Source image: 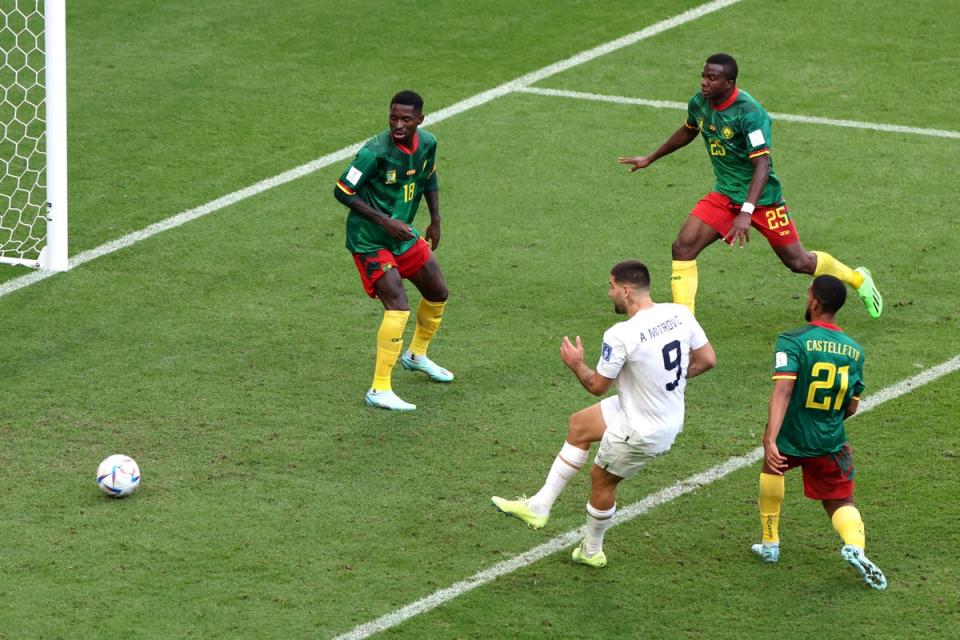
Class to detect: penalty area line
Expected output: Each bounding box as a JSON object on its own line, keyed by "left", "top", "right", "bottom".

{"left": 332, "top": 353, "right": 960, "bottom": 640}
{"left": 516, "top": 86, "right": 960, "bottom": 140}
{"left": 0, "top": 0, "right": 744, "bottom": 301}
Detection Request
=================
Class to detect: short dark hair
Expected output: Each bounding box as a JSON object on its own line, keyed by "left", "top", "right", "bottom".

{"left": 811, "top": 275, "right": 846, "bottom": 313}
{"left": 706, "top": 53, "right": 738, "bottom": 82}
{"left": 611, "top": 260, "right": 650, "bottom": 289}
{"left": 391, "top": 90, "right": 424, "bottom": 112}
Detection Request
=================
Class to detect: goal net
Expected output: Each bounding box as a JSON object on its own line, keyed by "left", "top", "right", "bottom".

{"left": 0, "top": 0, "right": 67, "bottom": 271}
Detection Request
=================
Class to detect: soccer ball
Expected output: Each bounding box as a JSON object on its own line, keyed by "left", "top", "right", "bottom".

{"left": 96, "top": 454, "right": 141, "bottom": 498}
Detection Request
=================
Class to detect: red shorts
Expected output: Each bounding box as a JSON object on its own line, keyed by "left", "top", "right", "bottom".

{"left": 352, "top": 237, "right": 431, "bottom": 298}
{"left": 783, "top": 443, "right": 855, "bottom": 500}
{"left": 691, "top": 192, "right": 800, "bottom": 247}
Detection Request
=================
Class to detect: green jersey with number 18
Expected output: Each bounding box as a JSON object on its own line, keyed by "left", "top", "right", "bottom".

{"left": 336, "top": 128, "right": 438, "bottom": 255}
{"left": 771, "top": 321, "right": 865, "bottom": 458}
{"left": 685, "top": 87, "right": 782, "bottom": 206}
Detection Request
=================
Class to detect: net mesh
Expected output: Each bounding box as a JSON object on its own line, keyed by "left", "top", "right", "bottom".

{"left": 0, "top": 1, "right": 47, "bottom": 266}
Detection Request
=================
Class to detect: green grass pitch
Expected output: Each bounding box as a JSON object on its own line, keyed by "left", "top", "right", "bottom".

{"left": 0, "top": 1, "right": 958, "bottom": 638}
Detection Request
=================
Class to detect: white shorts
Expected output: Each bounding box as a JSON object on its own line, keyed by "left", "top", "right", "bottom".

{"left": 595, "top": 396, "right": 661, "bottom": 479}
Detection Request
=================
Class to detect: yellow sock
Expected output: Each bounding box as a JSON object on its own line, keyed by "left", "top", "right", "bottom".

{"left": 409, "top": 299, "right": 446, "bottom": 357}
{"left": 812, "top": 251, "right": 864, "bottom": 288}
{"left": 372, "top": 310, "right": 409, "bottom": 392}
{"left": 831, "top": 504, "right": 866, "bottom": 549}
{"left": 759, "top": 472, "right": 785, "bottom": 544}
{"left": 671, "top": 260, "right": 698, "bottom": 315}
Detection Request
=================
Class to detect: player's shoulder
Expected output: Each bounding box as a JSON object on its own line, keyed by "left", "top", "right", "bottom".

{"left": 604, "top": 317, "right": 632, "bottom": 340}
{"left": 778, "top": 324, "right": 811, "bottom": 339}
{"left": 418, "top": 128, "right": 438, "bottom": 148}
{"left": 362, "top": 130, "right": 393, "bottom": 156}
{"left": 658, "top": 301, "right": 695, "bottom": 315}
{"left": 687, "top": 92, "right": 708, "bottom": 112}
{"left": 835, "top": 330, "right": 866, "bottom": 358}
{"left": 733, "top": 89, "right": 768, "bottom": 115}
{"left": 617, "top": 303, "right": 699, "bottom": 339}
{"left": 653, "top": 302, "right": 701, "bottom": 326}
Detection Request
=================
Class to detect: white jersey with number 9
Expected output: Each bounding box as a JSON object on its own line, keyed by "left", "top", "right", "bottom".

{"left": 595, "top": 303, "right": 708, "bottom": 453}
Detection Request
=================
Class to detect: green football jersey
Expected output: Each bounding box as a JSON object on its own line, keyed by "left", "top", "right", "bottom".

{"left": 685, "top": 88, "right": 782, "bottom": 205}
{"left": 336, "top": 128, "right": 439, "bottom": 254}
{"left": 771, "top": 321, "right": 865, "bottom": 457}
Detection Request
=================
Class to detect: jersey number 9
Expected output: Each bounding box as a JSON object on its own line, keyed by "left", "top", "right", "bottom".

{"left": 662, "top": 340, "right": 683, "bottom": 391}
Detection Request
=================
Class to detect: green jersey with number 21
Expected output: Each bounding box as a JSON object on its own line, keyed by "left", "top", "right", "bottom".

{"left": 771, "top": 322, "right": 865, "bottom": 457}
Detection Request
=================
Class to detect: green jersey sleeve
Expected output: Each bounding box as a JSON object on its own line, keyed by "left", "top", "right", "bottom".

{"left": 423, "top": 140, "right": 438, "bottom": 193}
{"left": 772, "top": 334, "right": 800, "bottom": 377}
{"left": 685, "top": 97, "right": 701, "bottom": 130}
{"left": 336, "top": 147, "right": 379, "bottom": 197}
{"left": 852, "top": 357, "right": 865, "bottom": 398}
{"left": 740, "top": 108, "right": 771, "bottom": 158}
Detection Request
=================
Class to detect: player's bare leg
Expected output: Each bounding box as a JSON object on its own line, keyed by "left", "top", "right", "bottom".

{"left": 670, "top": 215, "right": 721, "bottom": 315}
{"left": 492, "top": 404, "right": 605, "bottom": 529}
{"left": 773, "top": 242, "right": 882, "bottom": 319}
{"left": 771, "top": 241, "right": 817, "bottom": 274}
{"left": 402, "top": 256, "right": 454, "bottom": 381}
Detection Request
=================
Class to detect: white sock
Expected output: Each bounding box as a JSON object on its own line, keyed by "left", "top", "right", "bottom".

{"left": 583, "top": 502, "right": 616, "bottom": 556}
{"left": 528, "top": 442, "right": 588, "bottom": 515}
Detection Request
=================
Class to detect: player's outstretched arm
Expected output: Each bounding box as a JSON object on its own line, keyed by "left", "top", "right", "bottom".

{"left": 618, "top": 125, "right": 699, "bottom": 172}
{"left": 687, "top": 342, "right": 717, "bottom": 379}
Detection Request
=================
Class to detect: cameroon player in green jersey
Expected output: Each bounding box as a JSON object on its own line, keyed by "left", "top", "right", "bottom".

{"left": 751, "top": 275, "right": 887, "bottom": 590}
{"left": 619, "top": 53, "right": 883, "bottom": 320}
{"left": 334, "top": 91, "right": 453, "bottom": 412}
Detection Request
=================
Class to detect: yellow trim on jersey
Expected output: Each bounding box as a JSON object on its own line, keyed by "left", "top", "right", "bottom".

{"left": 748, "top": 148, "right": 771, "bottom": 159}
{"left": 336, "top": 181, "right": 356, "bottom": 196}
{"left": 683, "top": 120, "right": 698, "bottom": 130}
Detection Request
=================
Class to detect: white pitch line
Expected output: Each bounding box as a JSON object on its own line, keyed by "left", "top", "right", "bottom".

{"left": 518, "top": 86, "right": 960, "bottom": 140}
{"left": 0, "top": 0, "right": 744, "bottom": 301}
{"left": 333, "top": 353, "right": 960, "bottom": 640}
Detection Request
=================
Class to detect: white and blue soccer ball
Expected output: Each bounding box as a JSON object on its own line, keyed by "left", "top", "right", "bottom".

{"left": 96, "top": 454, "right": 141, "bottom": 498}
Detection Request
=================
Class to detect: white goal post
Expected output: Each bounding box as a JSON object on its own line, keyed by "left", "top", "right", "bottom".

{"left": 0, "top": 0, "right": 67, "bottom": 271}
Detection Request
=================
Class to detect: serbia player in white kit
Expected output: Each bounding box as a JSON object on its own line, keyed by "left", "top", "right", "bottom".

{"left": 492, "top": 260, "right": 716, "bottom": 567}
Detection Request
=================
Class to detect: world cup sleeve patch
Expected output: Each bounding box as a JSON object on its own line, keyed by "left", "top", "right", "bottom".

{"left": 346, "top": 166, "right": 363, "bottom": 186}
{"left": 775, "top": 351, "right": 788, "bottom": 368}
{"left": 602, "top": 343, "right": 613, "bottom": 361}
{"left": 748, "top": 129, "right": 766, "bottom": 147}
